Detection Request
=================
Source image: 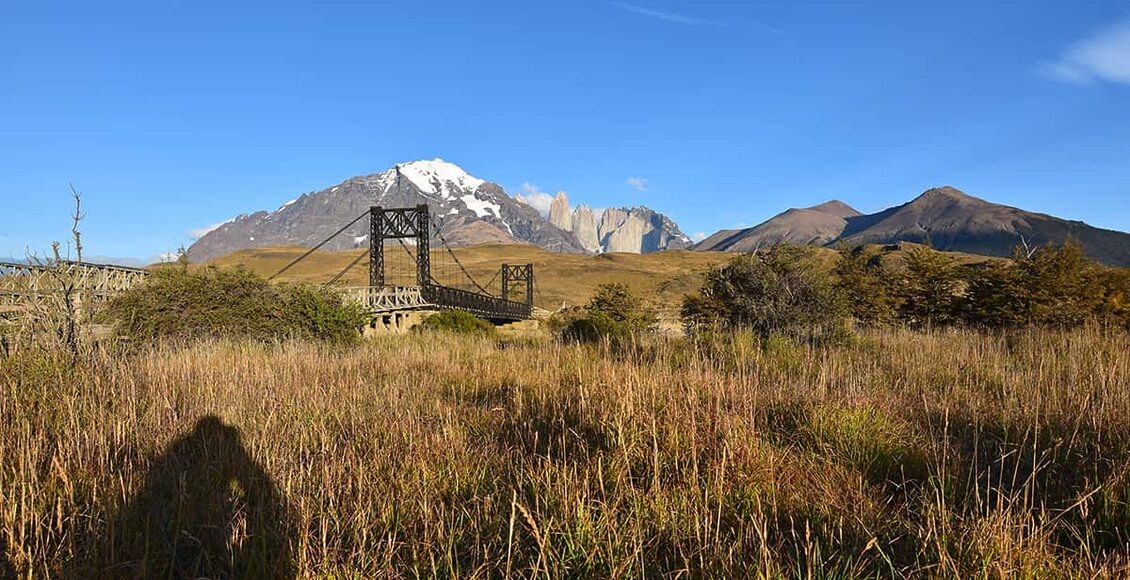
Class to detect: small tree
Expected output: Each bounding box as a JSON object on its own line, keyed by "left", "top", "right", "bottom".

{"left": 964, "top": 261, "right": 1025, "bottom": 327}
{"left": 893, "top": 246, "right": 964, "bottom": 328}
{"left": 966, "top": 241, "right": 1108, "bottom": 328}
{"left": 1013, "top": 240, "right": 1103, "bottom": 326}
{"left": 1096, "top": 267, "right": 1130, "bottom": 329}
{"left": 682, "top": 245, "right": 848, "bottom": 341}
{"left": 18, "top": 186, "right": 88, "bottom": 359}
{"left": 561, "top": 283, "right": 656, "bottom": 343}
{"left": 587, "top": 283, "right": 657, "bottom": 330}
{"left": 833, "top": 245, "right": 899, "bottom": 326}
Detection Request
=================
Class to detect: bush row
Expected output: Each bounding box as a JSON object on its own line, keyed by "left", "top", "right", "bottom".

{"left": 102, "top": 266, "right": 367, "bottom": 343}
{"left": 553, "top": 241, "right": 1130, "bottom": 345}
{"left": 683, "top": 241, "right": 1130, "bottom": 339}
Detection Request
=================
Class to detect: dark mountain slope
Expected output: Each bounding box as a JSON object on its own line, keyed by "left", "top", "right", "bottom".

{"left": 694, "top": 200, "right": 860, "bottom": 252}
{"left": 839, "top": 187, "right": 1130, "bottom": 266}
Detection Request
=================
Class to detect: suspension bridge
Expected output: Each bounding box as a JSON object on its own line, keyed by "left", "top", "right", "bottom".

{"left": 5, "top": 174, "right": 538, "bottom": 332}
{"left": 270, "top": 203, "right": 537, "bottom": 327}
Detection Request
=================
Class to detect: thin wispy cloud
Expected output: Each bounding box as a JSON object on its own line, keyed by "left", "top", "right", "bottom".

{"left": 612, "top": 2, "right": 722, "bottom": 27}
{"left": 1041, "top": 19, "right": 1130, "bottom": 85}
{"left": 517, "top": 182, "right": 555, "bottom": 217}
{"left": 611, "top": 2, "right": 784, "bottom": 34}
{"left": 626, "top": 177, "right": 648, "bottom": 192}
{"left": 189, "top": 222, "right": 224, "bottom": 240}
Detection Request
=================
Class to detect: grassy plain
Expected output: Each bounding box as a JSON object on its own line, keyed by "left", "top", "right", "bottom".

{"left": 210, "top": 244, "right": 736, "bottom": 313}
{"left": 207, "top": 242, "right": 994, "bottom": 317}
{"left": 3, "top": 327, "right": 1130, "bottom": 577}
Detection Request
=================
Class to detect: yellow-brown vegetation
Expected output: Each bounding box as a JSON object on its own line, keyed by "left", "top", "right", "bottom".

{"left": 3, "top": 327, "right": 1130, "bottom": 577}
{"left": 208, "top": 244, "right": 734, "bottom": 313}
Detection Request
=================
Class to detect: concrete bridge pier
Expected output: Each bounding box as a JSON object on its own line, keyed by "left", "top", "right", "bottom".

{"left": 363, "top": 309, "right": 439, "bottom": 336}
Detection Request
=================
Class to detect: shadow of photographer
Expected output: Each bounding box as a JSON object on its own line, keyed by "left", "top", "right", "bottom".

{"left": 82, "top": 415, "right": 297, "bottom": 579}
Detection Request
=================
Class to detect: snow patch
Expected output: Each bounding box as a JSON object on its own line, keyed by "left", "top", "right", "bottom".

{"left": 460, "top": 193, "right": 501, "bottom": 219}
{"left": 354, "top": 235, "right": 368, "bottom": 245}
{"left": 393, "top": 158, "right": 485, "bottom": 199}
{"left": 249, "top": 236, "right": 255, "bottom": 241}
{"left": 278, "top": 198, "right": 298, "bottom": 211}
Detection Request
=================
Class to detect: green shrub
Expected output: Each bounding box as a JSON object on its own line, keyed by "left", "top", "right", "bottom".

{"left": 418, "top": 310, "right": 496, "bottom": 335}
{"left": 559, "top": 283, "right": 656, "bottom": 344}
{"left": 1097, "top": 268, "right": 1130, "bottom": 329}
{"left": 561, "top": 311, "right": 624, "bottom": 343}
{"left": 965, "top": 241, "right": 1121, "bottom": 328}
{"left": 891, "top": 246, "right": 964, "bottom": 328}
{"left": 102, "top": 267, "right": 366, "bottom": 343}
{"left": 283, "top": 284, "right": 369, "bottom": 343}
{"left": 833, "top": 245, "right": 900, "bottom": 326}
{"left": 681, "top": 245, "right": 849, "bottom": 342}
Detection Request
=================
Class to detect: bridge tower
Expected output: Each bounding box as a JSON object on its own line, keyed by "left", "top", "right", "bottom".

{"left": 369, "top": 204, "right": 431, "bottom": 288}
{"left": 501, "top": 264, "right": 534, "bottom": 306}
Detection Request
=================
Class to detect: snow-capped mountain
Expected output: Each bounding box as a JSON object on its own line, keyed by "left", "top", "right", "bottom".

{"left": 193, "top": 159, "right": 699, "bottom": 262}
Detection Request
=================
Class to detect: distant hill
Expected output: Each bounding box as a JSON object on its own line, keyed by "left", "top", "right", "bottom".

{"left": 695, "top": 187, "right": 1130, "bottom": 267}
{"left": 695, "top": 200, "right": 860, "bottom": 252}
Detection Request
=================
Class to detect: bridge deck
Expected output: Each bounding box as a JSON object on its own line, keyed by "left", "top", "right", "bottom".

{"left": 343, "top": 284, "right": 532, "bottom": 321}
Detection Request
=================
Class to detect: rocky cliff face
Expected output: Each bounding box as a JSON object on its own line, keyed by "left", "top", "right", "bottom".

{"left": 533, "top": 192, "right": 691, "bottom": 254}
{"left": 548, "top": 192, "right": 572, "bottom": 232}
{"left": 572, "top": 204, "right": 600, "bottom": 252}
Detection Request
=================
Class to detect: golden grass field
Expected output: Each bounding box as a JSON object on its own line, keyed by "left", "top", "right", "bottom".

{"left": 206, "top": 242, "right": 994, "bottom": 316}
{"left": 209, "top": 244, "right": 738, "bottom": 313}
{"left": 3, "top": 327, "right": 1130, "bottom": 577}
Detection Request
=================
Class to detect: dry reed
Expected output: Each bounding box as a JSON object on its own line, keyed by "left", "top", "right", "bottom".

{"left": 1, "top": 326, "right": 1129, "bottom": 577}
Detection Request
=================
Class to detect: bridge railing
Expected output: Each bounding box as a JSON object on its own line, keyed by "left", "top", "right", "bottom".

{"left": 421, "top": 284, "right": 532, "bottom": 320}
{"left": 339, "top": 284, "right": 532, "bottom": 320}
{"left": 0, "top": 261, "right": 149, "bottom": 302}
{"left": 340, "top": 285, "right": 432, "bottom": 313}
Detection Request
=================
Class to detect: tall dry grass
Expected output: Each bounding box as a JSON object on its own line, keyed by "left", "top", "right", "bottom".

{"left": 2, "top": 327, "right": 1129, "bottom": 577}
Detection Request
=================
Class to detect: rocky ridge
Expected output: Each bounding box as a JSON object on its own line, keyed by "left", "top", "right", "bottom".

{"left": 543, "top": 191, "right": 692, "bottom": 254}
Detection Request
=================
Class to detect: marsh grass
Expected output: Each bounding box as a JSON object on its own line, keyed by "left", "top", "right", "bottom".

{"left": 1, "top": 326, "right": 1129, "bottom": 577}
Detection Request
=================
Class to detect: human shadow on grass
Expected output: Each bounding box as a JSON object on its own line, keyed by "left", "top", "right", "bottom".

{"left": 78, "top": 416, "right": 296, "bottom": 579}
{"left": 0, "top": 532, "right": 15, "bottom": 580}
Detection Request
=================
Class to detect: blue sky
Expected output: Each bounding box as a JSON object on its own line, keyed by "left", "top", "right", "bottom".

{"left": 2, "top": 1, "right": 1129, "bottom": 261}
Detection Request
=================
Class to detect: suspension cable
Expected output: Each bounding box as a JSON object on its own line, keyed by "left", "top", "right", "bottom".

{"left": 324, "top": 248, "right": 368, "bottom": 287}
{"left": 482, "top": 269, "right": 500, "bottom": 293}
{"left": 429, "top": 214, "right": 493, "bottom": 296}
{"left": 395, "top": 238, "right": 444, "bottom": 286}
{"left": 269, "top": 211, "right": 368, "bottom": 280}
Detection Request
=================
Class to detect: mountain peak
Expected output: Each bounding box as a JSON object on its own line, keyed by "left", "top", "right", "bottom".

{"left": 548, "top": 191, "right": 572, "bottom": 231}
{"left": 913, "top": 186, "right": 977, "bottom": 203}
{"left": 392, "top": 158, "right": 484, "bottom": 198}
{"left": 807, "top": 200, "right": 861, "bottom": 218}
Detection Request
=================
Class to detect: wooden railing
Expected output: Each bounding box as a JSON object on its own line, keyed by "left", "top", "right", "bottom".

{"left": 340, "top": 284, "right": 532, "bottom": 320}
